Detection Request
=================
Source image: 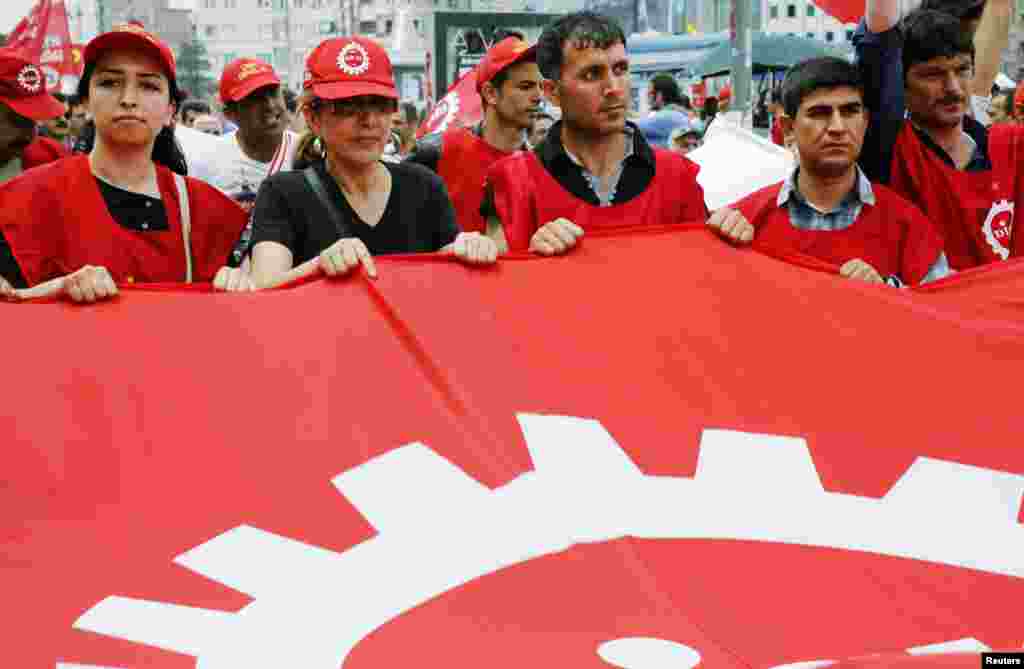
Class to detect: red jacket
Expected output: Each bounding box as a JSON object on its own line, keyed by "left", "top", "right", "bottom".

{"left": 732, "top": 178, "right": 945, "bottom": 285}
{"left": 486, "top": 148, "right": 707, "bottom": 251}
{"left": 0, "top": 155, "right": 248, "bottom": 286}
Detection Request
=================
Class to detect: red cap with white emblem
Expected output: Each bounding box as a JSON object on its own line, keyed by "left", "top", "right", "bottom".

{"left": 303, "top": 37, "right": 397, "bottom": 101}
{"left": 0, "top": 48, "right": 66, "bottom": 121}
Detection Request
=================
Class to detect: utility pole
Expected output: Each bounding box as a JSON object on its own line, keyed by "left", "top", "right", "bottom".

{"left": 730, "top": 0, "right": 751, "bottom": 124}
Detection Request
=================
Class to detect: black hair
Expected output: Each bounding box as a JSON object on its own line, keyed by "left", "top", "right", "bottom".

{"left": 76, "top": 60, "right": 189, "bottom": 175}
{"left": 770, "top": 86, "right": 782, "bottom": 105}
{"left": 900, "top": 9, "right": 975, "bottom": 76}
{"left": 780, "top": 56, "right": 863, "bottom": 117}
{"left": 400, "top": 101, "right": 418, "bottom": 124}
{"left": 282, "top": 87, "right": 298, "bottom": 114}
{"left": 701, "top": 96, "right": 718, "bottom": 122}
{"left": 180, "top": 98, "right": 212, "bottom": 121}
{"left": 536, "top": 11, "right": 627, "bottom": 81}
{"left": 920, "top": 0, "right": 985, "bottom": 21}
{"left": 649, "top": 73, "right": 684, "bottom": 106}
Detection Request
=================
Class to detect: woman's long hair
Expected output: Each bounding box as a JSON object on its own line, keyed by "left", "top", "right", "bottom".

{"left": 76, "top": 61, "right": 189, "bottom": 175}
{"left": 293, "top": 90, "right": 326, "bottom": 171}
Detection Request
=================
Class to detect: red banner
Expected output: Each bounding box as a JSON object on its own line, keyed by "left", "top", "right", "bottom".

{"left": 416, "top": 66, "right": 482, "bottom": 139}
{"left": 814, "top": 0, "right": 862, "bottom": 23}
{"left": 6, "top": 0, "right": 76, "bottom": 93}
{"left": 3, "top": 227, "right": 1024, "bottom": 668}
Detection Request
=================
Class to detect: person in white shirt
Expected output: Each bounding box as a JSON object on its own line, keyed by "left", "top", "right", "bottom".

{"left": 190, "top": 58, "right": 299, "bottom": 264}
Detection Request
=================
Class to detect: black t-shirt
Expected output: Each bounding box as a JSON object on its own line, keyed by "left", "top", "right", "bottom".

{"left": 250, "top": 160, "right": 460, "bottom": 265}
{"left": 0, "top": 177, "right": 169, "bottom": 288}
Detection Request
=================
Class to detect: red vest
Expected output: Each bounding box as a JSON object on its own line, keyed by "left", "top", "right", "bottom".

{"left": 0, "top": 155, "right": 248, "bottom": 286}
{"left": 486, "top": 148, "right": 707, "bottom": 251}
{"left": 733, "top": 179, "right": 945, "bottom": 285}
{"left": 437, "top": 127, "right": 516, "bottom": 234}
{"left": 889, "top": 123, "right": 1021, "bottom": 269}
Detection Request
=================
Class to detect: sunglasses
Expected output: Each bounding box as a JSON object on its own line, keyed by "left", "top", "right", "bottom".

{"left": 313, "top": 97, "right": 397, "bottom": 118}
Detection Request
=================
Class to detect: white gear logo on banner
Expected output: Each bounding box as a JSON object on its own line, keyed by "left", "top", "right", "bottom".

{"left": 16, "top": 64, "right": 42, "bottom": 93}
{"left": 68, "top": 414, "right": 1024, "bottom": 668}
{"left": 337, "top": 42, "right": 370, "bottom": 76}
{"left": 982, "top": 199, "right": 1014, "bottom": 260}
{"left": 427, "top": 91, "right": 459, "bottom": 133}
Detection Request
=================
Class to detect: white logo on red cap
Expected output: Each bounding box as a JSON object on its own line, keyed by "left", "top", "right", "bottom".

{"left": 337, "top": 41, "right": 370, "bottom": 76}
{"left": 16, "top": 64, "right": 43, "bottom": 93}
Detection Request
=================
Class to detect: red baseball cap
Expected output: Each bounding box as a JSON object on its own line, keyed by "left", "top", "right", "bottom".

{"left": 220, "top": 58, "right": 281, "bottom": 103}
{"left": 84, "top": 23, "right": 177, "bottom": 81}
{"left": 718, "top": 85, "right": 732, "bottom": 101}
{"left": 0, "top": 49, "right": 65, "bottom": 121}
{"left": 304, "top": 37, "right": 397, "bottom": 101}
{"left": 475, "top": 37, "right": 537, "bottom": 94}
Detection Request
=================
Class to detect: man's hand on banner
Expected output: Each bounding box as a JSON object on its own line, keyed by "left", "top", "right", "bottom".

{"left": 530, "top": 219, "right": 585, "bottom": 256}
{"left": 319, "top": 237, "right": 378, "bottom": 279}
{"left": 706, "top": 208, "right": 754, "bottom": 244}
{"left": 840, "top": 258, "right": 885, "bottom": 284}
{"left": 62, "top": 265, "right": 119, "bottom": 303}
{"left": 444, "top": 232, "right": 498, "bottom": 265}
{"left": 0, "top": 276, "right": 17, "bottom": 301}
{"left": 213, "top": 266, "right": 257, "bottom": 292}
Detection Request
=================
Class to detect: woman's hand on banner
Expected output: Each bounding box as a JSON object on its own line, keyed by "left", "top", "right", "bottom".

{"left": 446, "top": 232, "right": 498, "bottom": 265}
{"left": 213, "top": 266, "right": 257, "bottom": 292}
{"left": 530, "top": 219, "right": 584, "bottom": 256}
{"left": 319, "top": 237, "right": 378, "bottom": 279}
{"left": 706, "top": 208, "right": 755, "bottom": 244}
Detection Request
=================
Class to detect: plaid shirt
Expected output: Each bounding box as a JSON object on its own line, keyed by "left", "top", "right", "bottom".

{"left": 778, "top": 166, "right": 951, "bottom": 285}
{"left": 563, "top": 125, "right": 637, "bottom": 207}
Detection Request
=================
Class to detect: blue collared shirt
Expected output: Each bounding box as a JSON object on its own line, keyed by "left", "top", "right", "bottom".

{"left": 779, "top": 167, "right": 952, "bottom": 285}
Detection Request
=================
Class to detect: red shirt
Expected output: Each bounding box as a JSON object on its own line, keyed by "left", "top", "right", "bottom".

{"left": 486, "top": 148, "right": 707, "bottom": 251}
{"left": 437, "top": 127, "right": 518, "bottom": 234}
{"left": 732, "top": 177, "right": 945, "bottom": 285}
{"left": 0, "top": 155, "right": 248, "bottom": 286}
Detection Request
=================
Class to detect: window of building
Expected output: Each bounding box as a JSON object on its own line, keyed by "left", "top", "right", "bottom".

{"left": 807, "top": 3, "right": 815, "bottom": 16}
{"left": 806, "top": 31, "right": 814, "bottom": 38}
{"left": 205, "top": 25, "right": 217, "bottom": 37}
{"left": 311, "top": 0, "right": 324, "bottom": 7}
{"left": 786, "top": 4, "right": 796, "bottom": 17}
{"left": 384, "top": 19, "right": 393, "bottom": 34}
{"left": 259, "top": 23, "right": 273, "bottom": 38}
{"left": 359, "top": 19, "right": 376, "bottom": 33}
{"left": 845, "top": 29, "right": 854, "bottom": 40}
{"left": 769, "top": 5, "right": 778, "bottom": 18}
{"left": 448, "top": 0, "right": 458, "bottom": 8}
{"left": 825, "top": 30, "right": 834, "bottom": 41}
{"left": 294, "top": 0, "right": 303, "bottom": 7}
{"left": 257, "top": 0, "right": 271, "bottom": 7}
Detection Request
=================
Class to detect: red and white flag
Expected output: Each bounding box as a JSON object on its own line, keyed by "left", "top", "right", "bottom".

{"left": 416, "top": 66, "right": 482, "bottom": 139}
{"left": 5, "top": 0, "right": 77, "bottom": 93}
{"left": 3, "top": 228, "right": 1024, "bottom": 668}
{"left": 811, "top": 0, "right": 862, "bottom": 22}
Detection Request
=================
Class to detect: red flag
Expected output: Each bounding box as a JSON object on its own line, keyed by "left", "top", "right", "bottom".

{"left": 5, "top": 0, "right": 75, "bottom": 93}
{"left": 814, "top": 0, "right": 863, "bottom": 23}
{"left": 416, "top": 66, "right": 482, "bottom": 139}
{"left": 3, "top": 227, "right": 1024, "bottom": 668}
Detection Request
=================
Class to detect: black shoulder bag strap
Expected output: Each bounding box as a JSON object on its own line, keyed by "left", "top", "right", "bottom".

{"left": 303, "top": 166, "right": 353, "bottom": 240}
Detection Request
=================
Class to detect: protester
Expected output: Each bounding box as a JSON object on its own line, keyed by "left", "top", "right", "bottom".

{"left": 228, "top": 37, "right": 496, "bottom": 291}
{"left": 988, "top": 89, "right": 1014, "bottom": 124}
{"left": 718, "top": 85, "right": 732, "bottom": 113}
{"left": 39, "top": 92, "right": 73, "bottom": 149}
{"left": 179, "top": 98, "right": 213, "bottom": 127}
{"left": 668, "top": 120, "right": 702, "bottom": 155}
{"left": 189, "top": 58, "right": 300, "bottom": 264}
{"left": 481, "top": 11, "right": 740, "bottom": 255}
{"left": 283, "top": 87, "right": 307, "bottom": 135}
{"left": 192, "top": 113, "right": 224, "bottom": 135}
{"left": 66, "top": 95, "right": 90, "bottom": 148}
{"left": 529, "top": 111, "right": 555, "bottom": 146}
{"left": 406, "top": 35, "right": 541, "bottom": 233}
{"left": 710, "top": 58, "right": 950, "bottom": 287}
{"left": 0, "top": 49, "right": 69, "bottom": 188}
{"left": 701, "top": 95, "right": 719, "bottom": 124}
{"left": 635, "top": 73, "right": 691, "bottom": 148}
{"left": 0, "top": 24, "right": 248, "bottom": 301}
{"left": 768, "top": 87, "right": 786, "bottom": 146}
{"left": 855, "top": 0, "right": 1020, "bottom": 267}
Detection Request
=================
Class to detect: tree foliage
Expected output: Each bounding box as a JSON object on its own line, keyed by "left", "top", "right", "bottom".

{"left": 176, "top": 30, "right": 216, "bottom": 99}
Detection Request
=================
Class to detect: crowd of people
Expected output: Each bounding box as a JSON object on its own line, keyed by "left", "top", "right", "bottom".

{"left": 0, "top": 0, "right": 1019, "bottom": 304}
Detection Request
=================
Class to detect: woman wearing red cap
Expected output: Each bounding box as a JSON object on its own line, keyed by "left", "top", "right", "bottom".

{"left": 0, "top": 24, "right": 249, "bottom": 302}
{"left": 235, "top": 36, "right": 496, "bottom": 289}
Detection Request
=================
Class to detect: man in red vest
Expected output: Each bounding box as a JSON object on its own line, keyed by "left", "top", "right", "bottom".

{"left": 0, "top": 49, "right": 69, "bottom": 186}
{"left": 855, "top": 0, "right": 1021, "bottom": 268}
{"left": 710, "top": 57, "right": 950, "bottom": 287}
{"left": 406, "top": 35, "right": 541, "bottom": 234}
{"left": 481, "top": 11, "right": 737, "bottom": 255}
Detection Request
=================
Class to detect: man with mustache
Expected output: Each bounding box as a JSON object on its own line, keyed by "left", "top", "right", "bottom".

{"left": 709, "top": 58, "right": 950, "bottom": 287}
{"left": 0, "top": 50, "right": 69, "bottom": 186}
{"left": 190, "top": 58, "right": 299, "bottom": 264}
{"left": 406, "top": 36, "right": 541, "bottom": 233}
{"left": 856, "top": 0, "right": 1021, "bottom": 267}
{"left": 481, "top": 12, "right": 733, "bottom": 255}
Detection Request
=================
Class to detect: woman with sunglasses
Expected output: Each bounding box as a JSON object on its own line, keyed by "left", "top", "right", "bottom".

{"left": 230, "top": 37, "right": 496, "bottom": 290}
{"left": 0, "top": 24, "right": 249, "bottom": 302}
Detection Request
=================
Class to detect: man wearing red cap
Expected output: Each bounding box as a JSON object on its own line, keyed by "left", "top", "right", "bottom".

{"left": 190, "top": 58, "right": 298, "bottom": 263}
{"left": 0, "top": 48, "right": 69, "bottom": 185}
{"left": 406, "top": 35, "right": 542, "bottom": 234}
